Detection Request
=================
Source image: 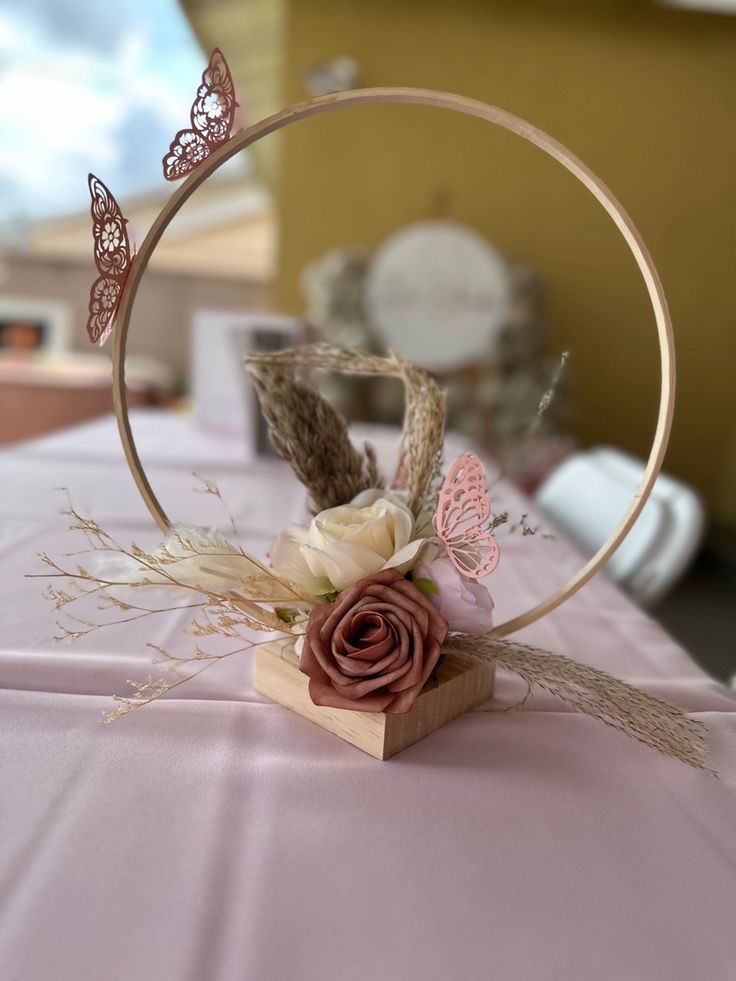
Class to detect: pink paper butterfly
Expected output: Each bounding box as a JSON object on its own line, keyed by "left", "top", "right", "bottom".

{"left": 86, "top": 174, "right": 134, "bottom": 346}
{"left": 434, "top": 452, "right": 501, "bottom": 580}
{"left": 162, "top": 48, "right": 239, "bottom": 181}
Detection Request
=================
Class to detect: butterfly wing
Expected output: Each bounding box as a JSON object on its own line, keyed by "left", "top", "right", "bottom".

{"left": 87, "top": 275, "right": 121, "bottom": 346}
{"left": 442, "top": 529, "right": 500, "bottom": 580}
{"left": 86, "top": 174, "right": 133, "bottom": 346}
{"left": 162, "top": 130, "right": 210, "bottom": 181}
{"left": 192, "top": 48, "right": 238, "bottom": 144}
{"left": 163, "top": 48, "right": 238, "bottom": 181}
{"left": 434, "top": 452, "right": 500, "bottom": 579}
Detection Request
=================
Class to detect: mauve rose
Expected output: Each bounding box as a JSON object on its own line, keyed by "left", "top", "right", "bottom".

{"left": 300, "top": 568, "right": 448, "bottom": 714}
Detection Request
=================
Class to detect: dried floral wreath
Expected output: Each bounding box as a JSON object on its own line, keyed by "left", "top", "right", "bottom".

{"left": 35, "top": 48, "right": 710, "bottom": 770}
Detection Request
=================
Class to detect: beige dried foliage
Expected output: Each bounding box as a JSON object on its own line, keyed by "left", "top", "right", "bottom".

{"left": 445, "top": 635, "right": 711, "bottom": 771}
{"left": 245, "top": 344, "right": 446, "bottom": 515}
{"left": 32, "top": 500, "right": 309, "bottom": 721}
{"left": 246, "top": 358, "right": 380, "bottom": 512}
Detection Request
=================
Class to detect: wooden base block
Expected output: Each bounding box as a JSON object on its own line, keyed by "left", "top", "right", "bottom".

{"left": 254, "top": 639, "right": 494, "bottom": 760}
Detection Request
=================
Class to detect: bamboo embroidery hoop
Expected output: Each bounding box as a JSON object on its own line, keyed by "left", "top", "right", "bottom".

{"left": 111, "top": 87, "right": 675, "bottom": 639}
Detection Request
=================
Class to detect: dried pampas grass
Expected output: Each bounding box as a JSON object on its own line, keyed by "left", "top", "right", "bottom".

{"left": 445, "top": 635, "right": 712, "bottom": 771}
{"left": 245, "top": 344, "right": 446, "bottom": 516}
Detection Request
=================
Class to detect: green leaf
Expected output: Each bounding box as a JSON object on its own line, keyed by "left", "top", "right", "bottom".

{"left": 323, "top": 590, "right": 338, "bottom": 603}
{"left": 275, "top": 607, "right": 296, "bottom": 624}
{"left": 413, "top": 577, "right": 439, "bottom": 595}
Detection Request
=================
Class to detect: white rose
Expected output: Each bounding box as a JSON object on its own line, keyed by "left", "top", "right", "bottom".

{"left": 270, "top": 489, "right": 432, "bottom": 597}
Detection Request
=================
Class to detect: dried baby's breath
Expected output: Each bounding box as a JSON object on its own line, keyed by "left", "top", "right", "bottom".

{"left": 509, "top": 513, "right": 540, "bottom": 537}
{"left": 30, "top": 495, "right": 310, "bottom": 720}
{"left": 535, "top": 350, "right": 569, "bottom": 420}
{"left": 103, "top": 635, "right": 262, "bottom": 723}
{"left": 192, "top": 471, "right": 237, "bottom": 534}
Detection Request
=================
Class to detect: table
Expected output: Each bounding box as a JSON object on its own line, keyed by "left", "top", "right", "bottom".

{"left": 0, "top": 354, "right": 172, "bottom": 446}
{"left": 1, "top": 411, "right": 735, "bottom": 981}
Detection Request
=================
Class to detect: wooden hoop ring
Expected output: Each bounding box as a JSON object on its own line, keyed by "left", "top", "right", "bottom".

{"left": 112, "top": 87, "right": 675, "bottom": 638}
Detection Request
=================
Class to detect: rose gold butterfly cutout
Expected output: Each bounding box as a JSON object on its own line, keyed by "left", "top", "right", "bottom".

{"left": 86, "top": 174, "right": 135, "bottom": 346}
{"left": 434, "top": 452, "right": 501, "bottom": 580}
{"left": 162, "top": 48, "right": 239, "bottom": 181}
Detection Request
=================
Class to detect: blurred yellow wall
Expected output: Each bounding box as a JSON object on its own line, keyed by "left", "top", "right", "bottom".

{"left": 182, "top": 0, "right": 286, "bottom": 182}
{"left": 274, "top": 0, "right": 736, "bottom": 526}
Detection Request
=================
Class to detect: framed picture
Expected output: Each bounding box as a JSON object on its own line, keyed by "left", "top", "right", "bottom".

{"left": 191, "top": 310, "right": 307, "bottom": 455}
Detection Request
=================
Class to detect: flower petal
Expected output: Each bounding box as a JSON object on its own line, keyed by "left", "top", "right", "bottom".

{"left": 270, "top": 530, "right": 331, "bottom": 597}
{"left": 383, "top": 537, "right": 430, "bottom": 575}
{"left": 302, "top": 540, "right": 386, "bottom": 592}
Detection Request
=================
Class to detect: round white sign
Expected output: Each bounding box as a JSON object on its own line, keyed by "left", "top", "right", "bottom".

{"left": 365, "top": 220, "right": 511, "bottom": 371}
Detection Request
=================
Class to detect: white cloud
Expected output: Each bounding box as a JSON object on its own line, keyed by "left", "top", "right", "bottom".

{"left": 0, "top": 0, "right": 222, "bottom": 224}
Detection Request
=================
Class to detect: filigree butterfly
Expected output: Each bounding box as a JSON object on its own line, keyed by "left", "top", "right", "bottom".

{"left": 434, "top": 452, "right": 501, "bottom": 580}
{"left": 86, "top": 174, "right": 134, "bottom": 346}
{"left": 162, "top": 48, "right": 239, "bottom": 180}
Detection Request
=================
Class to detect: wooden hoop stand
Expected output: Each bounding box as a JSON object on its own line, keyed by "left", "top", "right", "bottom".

{"left": 111, "top": 87, "right": 675, "bottom": 638}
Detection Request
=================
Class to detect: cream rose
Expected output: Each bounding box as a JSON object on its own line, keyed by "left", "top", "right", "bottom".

{"left": 270, "top": 489, "right": 432, "bottom": 598}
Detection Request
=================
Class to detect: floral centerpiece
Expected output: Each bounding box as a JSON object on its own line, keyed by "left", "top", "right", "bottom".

{"left": 38, "top": 345, "right": 709, "bottom": 769}
{"left": 36, "top": 48, "right": 710, "bottom": 768}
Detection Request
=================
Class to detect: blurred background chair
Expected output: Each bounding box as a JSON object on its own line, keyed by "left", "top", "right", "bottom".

{"left": 535, "top": 446, "right": 706, "bottom": 605}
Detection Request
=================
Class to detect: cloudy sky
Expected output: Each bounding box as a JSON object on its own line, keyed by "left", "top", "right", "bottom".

{"left": 0, "top": 0, "right": 208, "bottom": 224}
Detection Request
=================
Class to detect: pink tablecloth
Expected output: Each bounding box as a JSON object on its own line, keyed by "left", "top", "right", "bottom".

{"left": 1, "top": 411, "right": 735, "bottom": 981}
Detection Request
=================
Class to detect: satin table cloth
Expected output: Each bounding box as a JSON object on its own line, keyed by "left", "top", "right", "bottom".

{"left": 1, "top": 411, "right": 735, "bottom": 981}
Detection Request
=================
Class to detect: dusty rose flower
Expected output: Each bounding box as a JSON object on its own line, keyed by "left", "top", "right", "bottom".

{"left": 300, "top": 568, "right": 448, "bottom": 714}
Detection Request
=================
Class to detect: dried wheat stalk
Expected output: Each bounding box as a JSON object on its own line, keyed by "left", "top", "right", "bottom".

{"left": 245, "top": 344, "right": 446, "bottom": 515}
{"left": 247, "top": 357, "right": 380, "bottom": 511}
{"left": 445, "top": 635, "right": 711, "bottom": 770}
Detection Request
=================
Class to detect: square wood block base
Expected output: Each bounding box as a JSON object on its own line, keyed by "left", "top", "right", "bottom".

{"left": 254, "top": 639, "right": 494, "bottom": 760}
